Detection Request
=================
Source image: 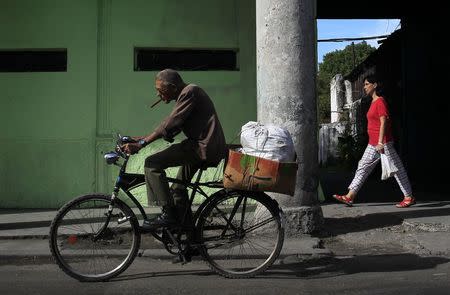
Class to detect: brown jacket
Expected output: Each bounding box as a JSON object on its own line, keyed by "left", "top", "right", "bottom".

{"left": 154, "top": 84, "right": 227, "bottom": 166}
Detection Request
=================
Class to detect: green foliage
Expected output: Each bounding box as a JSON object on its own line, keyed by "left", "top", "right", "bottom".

{"left": 337, "top": 127, "right": 358, "bottom": 170}
{"left": 337, "top": 124, "right": 367, "bottom": 171}
{"left": 317, "top": 41, "right": 376, "bottom": 123}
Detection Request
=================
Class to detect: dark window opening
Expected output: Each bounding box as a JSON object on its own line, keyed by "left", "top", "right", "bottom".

{"left": 0, "top": 50, "right": 67, "bottom": 72}
{"left": 134, "top": 48, "right": 238, "bottom": 71}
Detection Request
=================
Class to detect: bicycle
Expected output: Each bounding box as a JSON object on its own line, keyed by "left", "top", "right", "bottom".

{"left": 49, "top": 135, "right": 285, "bottom": 281}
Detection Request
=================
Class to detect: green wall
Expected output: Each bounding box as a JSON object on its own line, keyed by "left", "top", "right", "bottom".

{"left": 0, "top": 0, "right": 256, "bottom": 208}
{"left": 0, "top": 0, "right": 98, "bottom": 208}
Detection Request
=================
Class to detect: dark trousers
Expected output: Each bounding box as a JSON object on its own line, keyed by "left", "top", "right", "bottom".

{"left": 144, "top": 143, "right": 202, "bottom": 222}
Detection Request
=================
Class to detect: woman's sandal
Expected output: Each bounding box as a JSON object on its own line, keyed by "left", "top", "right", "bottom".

{"left": 396, "top": 197, "right": 416, "bottom": 208}
{"left": 332, "top": 194, "right": 353, "bottom": 207}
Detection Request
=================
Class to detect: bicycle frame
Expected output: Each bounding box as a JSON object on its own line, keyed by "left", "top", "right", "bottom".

{"left": 104, "top": 137, "right": 251, "bottom": 249}
{"left": 51, "top": 137, "right": 284, "bottom": 280}
{"left": 109, "top": 152, "right": 223, "bottom": 227}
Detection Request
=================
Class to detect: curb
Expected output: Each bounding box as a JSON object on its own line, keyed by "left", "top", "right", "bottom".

{"left": 402, "top": 220, "right": 450, "bottom": 233}
{"left": 0, "top": 236, "right": 331, "bottom": 261}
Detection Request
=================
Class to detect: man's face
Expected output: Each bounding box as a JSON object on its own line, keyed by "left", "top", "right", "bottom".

{"left": 155, "top": 79, "right": 176, "bottom": 103}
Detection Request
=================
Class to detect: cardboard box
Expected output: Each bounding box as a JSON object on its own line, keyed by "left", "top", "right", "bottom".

{"left": 223, "top": 149, "right": 298, "bottom": 196}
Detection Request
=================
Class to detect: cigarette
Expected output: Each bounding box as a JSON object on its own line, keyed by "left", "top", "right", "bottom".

{"left": 150, "top": 98, "right": 162, "bottom": 108}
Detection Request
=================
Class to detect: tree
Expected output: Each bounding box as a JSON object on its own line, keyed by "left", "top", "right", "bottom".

{"left": 317, "top": 41, "right": 376, "bottom": 123}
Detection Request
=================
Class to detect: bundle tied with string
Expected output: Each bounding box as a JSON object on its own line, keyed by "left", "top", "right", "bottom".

{"left": 223, "top": 122, "right": 298, "bottom": 196}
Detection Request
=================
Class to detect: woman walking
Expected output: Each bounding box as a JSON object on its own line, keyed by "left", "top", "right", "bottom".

{"left": 333, "top": 74, "right": 415, "bottom": 208}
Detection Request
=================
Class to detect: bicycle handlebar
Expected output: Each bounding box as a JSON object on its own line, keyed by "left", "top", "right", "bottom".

{"left": 115, "top": 134, "right": 133, "bottom": 159}
{"left": 113, "top": 133, "right": 174, "bottom": 161}
{"left": 120, "top": 136, "right": 137, "bottom": 144}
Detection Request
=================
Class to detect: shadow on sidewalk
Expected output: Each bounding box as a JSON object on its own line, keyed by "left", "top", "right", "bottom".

{"left": 262, "top": 254, "right": 450, "bottom": 279}
{"left": 315, "top": 207, "right": 450, "bottom": 237}
{"left": 108, "top": 254, "right": 449, "bottom": 281}
{"left": 0, "top": 209, "right": 56, "bottom": 215}
{"left": 0, "top": 221, "right": 52, "bottom": 230}
{"left": 110, "top": 268, "right": 216, "bottom": 282}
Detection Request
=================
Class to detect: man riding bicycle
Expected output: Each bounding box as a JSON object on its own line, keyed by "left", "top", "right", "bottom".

{"left": 122, "top": 69, "right": 227, "bottom": 231}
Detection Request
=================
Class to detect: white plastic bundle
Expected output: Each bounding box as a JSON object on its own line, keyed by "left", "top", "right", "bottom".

{"left": 240, "top": 121, "right": 295, "bottom": 162}
{"left": 380, "top": 153, "right": 398, "bottom": 180}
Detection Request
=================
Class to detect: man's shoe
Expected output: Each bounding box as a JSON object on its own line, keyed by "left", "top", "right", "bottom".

{"left": 171, "top": 247, "right": 201, "bottom": 264}
{"left": 141, "top": 207, "right": 178, "bottom": 231}
{"left": 172, "top": 254, "right": 191, "bottom": 264}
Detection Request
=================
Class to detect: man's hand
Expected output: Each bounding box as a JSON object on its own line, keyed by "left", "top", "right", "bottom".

{"left": 121, "top": 143, "right": 142, "bottom": 155}
{"left": 131, "top": 136, "right": 144, "bottom": 141}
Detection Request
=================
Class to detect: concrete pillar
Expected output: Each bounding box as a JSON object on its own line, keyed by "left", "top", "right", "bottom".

{"left": 344, "top": 80, "right": 353, "bottom": 106}
{"left": 330, "top": 74, "right": 344, "bottom": 123}
{"left": 256, "top": 0, "right": 323, "bottom": 234}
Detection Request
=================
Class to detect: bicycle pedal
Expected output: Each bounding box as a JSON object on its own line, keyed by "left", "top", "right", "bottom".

{"left": 172, "top": 254, "right": 189, "bottom": 264}
{"left": 117, "top": 216, "right": 131, "bottom": 224}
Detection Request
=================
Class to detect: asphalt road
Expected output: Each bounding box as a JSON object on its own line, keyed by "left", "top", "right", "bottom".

{"left": 1, "top": 254, "right": 449, "bottom": 295}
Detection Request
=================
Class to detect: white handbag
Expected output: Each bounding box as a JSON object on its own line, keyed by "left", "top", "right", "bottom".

{"left": 380, "top": 153, "right": 398, "bottom": 180}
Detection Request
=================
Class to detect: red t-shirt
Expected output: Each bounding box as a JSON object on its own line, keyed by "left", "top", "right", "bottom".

{"left": 366, "top": 97, "right": 393, "bottom": 146}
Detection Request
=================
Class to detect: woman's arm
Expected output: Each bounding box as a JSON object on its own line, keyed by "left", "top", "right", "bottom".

{"left": 377, "top": 115, "right": 387, "bottom": 151}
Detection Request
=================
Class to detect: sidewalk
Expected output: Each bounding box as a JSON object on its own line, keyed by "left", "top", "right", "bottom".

{"left": 0, "top": 207, "right": 330, "bottom": 259}
{"left": 319, "top": 201, "right": 450, "bottom": 257}
{"left": 1, "top": 200, "right": 449, "bottom": 260}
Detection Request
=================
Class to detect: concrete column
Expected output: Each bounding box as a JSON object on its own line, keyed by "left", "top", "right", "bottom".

{"left": 344, "top": 80, "right": 353, "bottom": 106}
{"left": 330, "top": 74, "right": 344, "bottom": 123}
{"left": 256, "top": 0, "right": 323, "bottom": 234}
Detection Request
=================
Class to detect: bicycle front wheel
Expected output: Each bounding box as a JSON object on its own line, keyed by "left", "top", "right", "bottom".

{"left": 49, "top": 194, "right": 141, "bottom": 282}
{"left": 197, "top": 189, "right": 284, "bottom": 278}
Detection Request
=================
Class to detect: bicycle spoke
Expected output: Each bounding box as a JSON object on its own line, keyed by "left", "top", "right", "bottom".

{"left": 240, "top": 197, "right": 248, "bottom": 229}
{"left": 220, "top": 196, "right": 243, "bottom": 236}
{"left": 243, "top": 216, "right": 276, "bottom": 234}
{"left": 198, "top": 190, "right": 283, "bottom": 278}
{"left": 51, "top": 196, "right": 139, "bottom": 281}
{"left": 211, "top": 205, "right": 239, "bottom": 233}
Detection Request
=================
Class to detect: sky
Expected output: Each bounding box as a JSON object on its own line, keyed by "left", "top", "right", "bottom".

{"left": 317, "top": 19, "right": 401, "bottom": 64}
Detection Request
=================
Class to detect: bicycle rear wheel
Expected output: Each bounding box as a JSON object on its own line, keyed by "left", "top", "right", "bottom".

{"left": 197, "top": 189, "right": 284, "bottom": 278}
{"left": 49, "top": 194, "right": 141, "bottom": 282}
